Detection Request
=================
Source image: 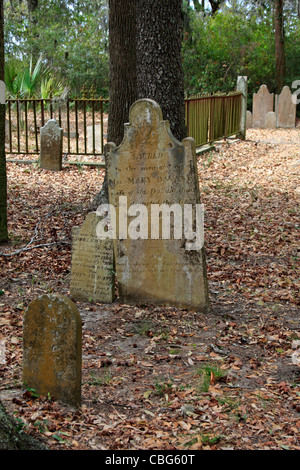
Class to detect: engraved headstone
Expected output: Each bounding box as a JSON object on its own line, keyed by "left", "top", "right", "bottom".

{"left": 0, "top": 80, "right": 5, "bottom": 104}
{"left": 276, "top": 86, "right": 296, "bottom": 128}
{"left": 252, "top": 85, "right": 274, "bottom": 128}
{"left": 70, "top": 212, "right": 115, "bottom": 303}
{"left": 40, "top": 119, "right": 63, "bottom": 171}
{"left": 23, "top": 294, "right": 82, "bottom": 408}
{"left": 106, "top": 99, "right": 209, "bottom": 312}
{"left": 265, "top": 111, "right": 276, "bottom": 129}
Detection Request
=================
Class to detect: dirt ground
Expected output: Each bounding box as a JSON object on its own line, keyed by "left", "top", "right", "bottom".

{"left": 0, "top": 127, "right": 299, "bottom": 451}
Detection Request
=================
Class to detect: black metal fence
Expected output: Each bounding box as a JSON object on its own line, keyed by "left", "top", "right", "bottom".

{"left": 5, "top": 98, "right": 108, "bottom": 157}
{"left": 5, "top": 93, "right": 242, "bottom": 157}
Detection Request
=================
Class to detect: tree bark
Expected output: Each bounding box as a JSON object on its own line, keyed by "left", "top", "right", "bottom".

{"left": 208, "top": 0, "right": 224, "bottom": 15}
{"left": 274, "top": 0, "right": 285, "bottom": 94}
{"left": 91, "top": 0, "right": 137, "bottom": 209}
{"left": 107, "top": 0, "right": 137, "bottom": 146}
{"left": 136, "top": 0, "right": 186, "bottom": 142}
{"left": 0, "top": 400, "right": 46, "bottom": 450}
{"left": 0, "top": 0, "right": 8, "bottom": 243}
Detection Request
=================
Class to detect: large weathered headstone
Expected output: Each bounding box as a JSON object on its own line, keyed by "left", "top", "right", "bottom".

{"left": 40, "top": 119, "right": 63, "bottom": 171}
{"left": 275, "top": 86, "right": 296, "bottom": 128}
{"left": 23, "top": 294, "right": 82, "bottom": 408}
{"left": 70, "top": 212, "right": 115, "bottom": 303}
{"left": 106, "top": 99, "right": 209, "bottom": 312}
{"left": 252, "top": 85, "right": 274, "bottom": 128}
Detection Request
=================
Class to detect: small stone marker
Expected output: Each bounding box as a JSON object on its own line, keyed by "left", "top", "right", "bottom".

{"left": 70, "top": 212, "right": 115, "bottom": 303}
{"left": 106, "top": 99, "right": 209, "bottom": 312}
{"left": 236, "top": 76, "right": 248, "bottom": 140}
{"left": 87, "top": 125, "right": 102, "bottom": 153}
{"left": 246, "top": 111, "right": 252, "bottom": 129}
{"left": 252, "top": 85, "right": 274, "bottom": 128}
{"left": 275, "top": 86, "right": 296, "bottom": 128}
{"left": 40, "top": 119, "right": 63, "bottom": 171}
{"left": 264, "top": 111, "right": 276, "bottom": 129}
{"left": 23, "top": 294, "right": 82, "bottom": 408}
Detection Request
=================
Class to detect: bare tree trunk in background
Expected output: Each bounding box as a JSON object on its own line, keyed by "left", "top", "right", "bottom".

{"left": 0, "top": 0, "right": 8, "bottom": 243}
{"left": 136, "top": 0, "right": 186, "bottom": 142}
{"left": 107, "top": 0, "right": 137, "bottom": 146}
{"left": 91, "top": 0, "right": 137, "bottom": 209}
{"left": 274, "top": 0, "right": 285, "bottom": 93}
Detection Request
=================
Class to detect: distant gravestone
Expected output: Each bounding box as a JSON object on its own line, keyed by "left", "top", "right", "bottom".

{"left": 87, "top": 125, "right": 102, "bottom": 153}
{"left": 252, "top": 85, "right": 274, "bottom": 128}
{"left": 40, "top": 119, "right": 63, "bottom": 171}
{"left": 265, "top": 111, "right": 277, "bottom": 129}
{"left": 236, "top": 76, "right": 248, "bottom": 140}
{"left": 276, "top": 86, "right": 296, "bottom": 128}
{"left": 23, "top": 294, "right": 82, "bottom": 408}
{"left": 246, "top": 111, "right": 252, "bottom": 129}
{"left": 70, "top": 212, "right": 115, "bottom": 304}
{"left": 106, "top": 99, "right": 209, "bottom": 312}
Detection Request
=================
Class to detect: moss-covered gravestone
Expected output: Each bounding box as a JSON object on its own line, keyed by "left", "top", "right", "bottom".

{"left": 23, "top": 294, "right": 82, "bottom": 408}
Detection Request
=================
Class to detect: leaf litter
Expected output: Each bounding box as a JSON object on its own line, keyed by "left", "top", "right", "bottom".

{"left": 0, "top": 127, "right": 299, "bottom": 450}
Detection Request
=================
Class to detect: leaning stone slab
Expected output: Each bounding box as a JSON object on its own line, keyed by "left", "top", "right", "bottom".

{"left": 275, "top": 86, "right": 296, "bottom": 128}
{"left": 264, "top": 111, "right": 276, "bottom": 129}
{"left": 106, "top": 99, "right": 209, "bottom": 313}
{"left": 70, "top": 212, "right": 115, "bottom": 303}
{"left": 40, "top": 119, "right": 63, "bottom": 171}
{"left": 252, "top": 85, "right": 274, "bottom": 128}
{"left": 23, "top": 294, "right": 82, "bottom": 408}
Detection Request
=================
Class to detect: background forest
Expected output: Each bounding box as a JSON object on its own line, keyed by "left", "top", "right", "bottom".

{"left": 3, "top": 0, "right": 300, "bottom": 108}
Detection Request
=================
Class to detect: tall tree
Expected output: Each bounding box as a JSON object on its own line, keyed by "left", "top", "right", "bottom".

{"left": 0, "top": 0, "right": 8, "bottom": 243}
{"left": 136, "top": 0, "right": 186, "bottom": 142}
{"left": 91, "top": 0, "right": 137, "bottom": 209}
{"left": 274, "top": 0, "right": 285, "bottom": 93}
{"left": 107, "top": 0, "right": 137, "bottom": 146}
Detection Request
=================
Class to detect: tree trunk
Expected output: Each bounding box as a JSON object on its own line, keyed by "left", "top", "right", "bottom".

{"left": 0, "top": 0, "right": 8, "bottom": 243}
{"left": 0, "top": 400, "right": 46, "bottom": 450}
{"left": 136, "top": 0, "right": 186, "bottom": 142}
{"left": 91, "top": 0, "right": 137, "bottom": 209}
{"left": 208, "top": 0, "right": 224, "bottom": 15}
{"left": 274, "top": 0, "right": 285, "bottom": 94}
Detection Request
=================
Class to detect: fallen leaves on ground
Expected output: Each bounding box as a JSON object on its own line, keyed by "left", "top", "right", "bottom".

{"left": 0, "top": 127, "right": 299, "bottom": 450}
